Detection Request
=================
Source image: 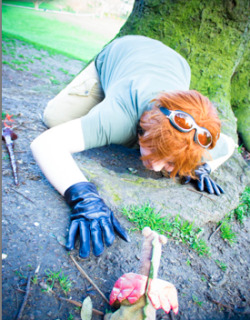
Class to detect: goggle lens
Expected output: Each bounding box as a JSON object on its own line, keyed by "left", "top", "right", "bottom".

{"left": 197, "top": 131, "right": 212, "bottom": 147}
{"left": 159, "top": 107, "right": 213, "bottom": 149}
{"left": 174, "top": 113, "right": 193, "bottom": 130}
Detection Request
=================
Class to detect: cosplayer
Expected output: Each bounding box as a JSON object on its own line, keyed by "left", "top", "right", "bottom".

{"left": 31, "top": 36, "right": 235, "bottom": 258}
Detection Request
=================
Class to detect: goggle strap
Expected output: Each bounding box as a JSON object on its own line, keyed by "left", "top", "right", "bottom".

{"left": 159, "top": 106, "right": 171, "bottom": 117}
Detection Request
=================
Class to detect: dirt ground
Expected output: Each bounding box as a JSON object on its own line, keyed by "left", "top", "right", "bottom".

{"left": 2, "top": 36, "right": 250, "bottom": 320}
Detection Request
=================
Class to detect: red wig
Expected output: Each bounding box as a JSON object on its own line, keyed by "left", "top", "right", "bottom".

{"left": 139, "top": 90, "right": 221, "bottom": 179}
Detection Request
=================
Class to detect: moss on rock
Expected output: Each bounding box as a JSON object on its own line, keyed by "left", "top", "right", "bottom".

{"left": 117, "top": 0, "right": 249, "bottom": 144}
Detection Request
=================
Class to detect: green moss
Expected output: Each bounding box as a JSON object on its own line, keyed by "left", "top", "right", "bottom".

{"left": 118, "top": 0, "right": 249, "bottom": 140}
{"left": 80, "top": 167, "right": 97, "bottom": 180}
{"left": 231, "top": 43, "right": 250, "bottom": 150}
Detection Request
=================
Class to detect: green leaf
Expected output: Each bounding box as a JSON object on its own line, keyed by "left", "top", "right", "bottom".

{"left": 81, "top": 296, "right": 92, "bottom": 320}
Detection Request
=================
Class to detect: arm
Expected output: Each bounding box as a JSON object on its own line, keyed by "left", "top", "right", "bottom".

{"left": 30, "top": 118, "right": 87, "bottom": 195}
{"left": 30, "top": 118, "right": 129, "bottom": 258}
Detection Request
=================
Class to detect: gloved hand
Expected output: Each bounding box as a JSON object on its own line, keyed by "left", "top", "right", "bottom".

{"left": 64, "top": 182, "right": 130, "bottom": 258}
{"left": 182, "top": 163, "right": 224, "bottom": 196}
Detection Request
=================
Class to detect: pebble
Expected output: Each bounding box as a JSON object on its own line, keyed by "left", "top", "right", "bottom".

{"left": 34, "top": 222, "right": 40, "bottom": 227}
{"left": 2, "top": 254, "right": 7, "bottom": 260}
{"left": 2, "top": 220, "right": 8, "bottom": 225}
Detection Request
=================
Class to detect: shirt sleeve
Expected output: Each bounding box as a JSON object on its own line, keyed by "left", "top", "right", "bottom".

{"left": 81, "top": 96, "right": 137, "bottom": 150}
{"left": 205, "top": 133, "right": 236, "bottom": 172}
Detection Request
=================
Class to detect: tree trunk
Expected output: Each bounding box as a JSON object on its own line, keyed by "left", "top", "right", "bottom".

{"left": 117, "top": 0, "right": 250, "bottom": 149}
{"left": 34, "top": 1, "right": 43, "bottom": 10}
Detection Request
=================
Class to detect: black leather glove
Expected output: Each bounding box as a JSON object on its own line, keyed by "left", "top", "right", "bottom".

{"left": 64, "top": 182, "right": 130, "bottom": 258}
{"left": 182, "top": 163, "right": 224, "bottom": 196}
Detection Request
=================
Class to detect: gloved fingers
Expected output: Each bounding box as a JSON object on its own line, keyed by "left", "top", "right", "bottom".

{"left": 161, "top": 286, "right": 179, "bottom": 315}
{"left": 111, "top": 212, "right": 130, "bottom": 242}
{"left": 148, "top": 279, "right": 178, "bottom": 315}
{"left": 217, "top": 183, "right": 225, "bottom": 194}
{"left": 109, "top": 273, "right": 147, "bottom": 305}
{"left": 126, "top": 274, "right": 147, "bottom": 304}
{"left": 66, "top": 219, "right": 79, "bottom": 251}
{"left": 99, "top": 217, "right": 115, "bottom": 247}
{"left": 209, "top": 179, "right": 222, "bottom": 196}
{"left": 181, "top": 175, "right": 192, "bottom": 185}
{"left": 204, "top": 176, "right": 214, "bottom": 194}
{"left": 159, "top": 294, "right": 171, "bottom": 313}
{"left": 78, "top": 219, "right": 91, "bottom": 259}
{"left": 90, "top": 219, "right": 104, "bottom": 256}
{"left": 197, "top": 177, "right": 204, "bottom": 192}
{"left": 109, "top": 273, "right": 134, "bottom": 304}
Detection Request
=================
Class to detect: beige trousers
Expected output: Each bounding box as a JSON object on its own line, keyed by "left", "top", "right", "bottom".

{"left": 43, "top": 62, "right": 105, "bottom": 128}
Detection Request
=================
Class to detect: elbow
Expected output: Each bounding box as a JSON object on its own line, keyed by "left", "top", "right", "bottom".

{"left": 30, "top": 130, "right": 53, "bottom": 156}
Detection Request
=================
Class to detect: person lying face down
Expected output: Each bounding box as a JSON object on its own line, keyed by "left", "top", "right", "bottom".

{"left": 30, "top": 35, "right": 235, "bottom": 259}
{"left": 139, "top": 90, "right": 222, "bottom": 191}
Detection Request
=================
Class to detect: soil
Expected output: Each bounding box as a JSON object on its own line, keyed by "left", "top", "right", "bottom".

{"left": 2, "top": 36, "right": 250, "bottom": 320}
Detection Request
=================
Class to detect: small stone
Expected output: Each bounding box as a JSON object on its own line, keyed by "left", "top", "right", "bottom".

{"left": 2, "top": 253, "right": 7, "bottom": 260}
{"left": 34, "top": 222, "right": 40, "bottom": 227}
{"left": 127, "top": 167, "right": 138, "bottom": 174}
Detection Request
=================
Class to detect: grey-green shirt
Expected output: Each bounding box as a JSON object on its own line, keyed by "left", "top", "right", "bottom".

{"left": 81, "top": 35, "right": 191, "bottom": 149}
{"left": 80, "top": 35, "right": 235, "bottom": 166}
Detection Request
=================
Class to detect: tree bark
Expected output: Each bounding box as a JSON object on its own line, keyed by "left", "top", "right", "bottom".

{"left": 117, "top": 0, "right": 250, "bottom": 149}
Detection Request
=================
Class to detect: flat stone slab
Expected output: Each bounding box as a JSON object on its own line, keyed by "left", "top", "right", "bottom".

{"left": 75, "top": 144, "right": 249, "bottom": 226}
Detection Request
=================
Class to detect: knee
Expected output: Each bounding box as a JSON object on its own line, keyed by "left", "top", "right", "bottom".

{"left": 43, "top": 99, "right": 59, "bottom": 128}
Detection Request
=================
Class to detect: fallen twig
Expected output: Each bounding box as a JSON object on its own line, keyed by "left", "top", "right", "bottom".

{"left": 70, "top": 255, "right": 109, "bottom": 304}
{"left": 10, "top": 187, "right": 35, "bottom": 204}
{"left": 59, "top": 297, "right": 104, "bottom": 316}
{"left": 196, "top": 208, "right": 210, "bottom": 215}
{"left": 208, "top": 223, "right": 222, "bottom": 241}
{"left": 2, "top": 150, "right": 27, "bottom": 153}
{"left": 16, "top": 288, "right": 26, "bottom": 294}
{"left": 39, "top": 281, "right": 104, "bottom": 315}
{"left": 16, "top": 274, "right": 32, "bottom": 320}
{"left": 187, "top": 188, "right": 216, "bottom": 203}
{"left": 206, "top": 293, "right": 233, "bottom": 310}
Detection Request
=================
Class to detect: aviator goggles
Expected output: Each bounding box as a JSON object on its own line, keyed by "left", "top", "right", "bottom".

{"left": 159, "top": 107, "right": 212, "bottom": 148}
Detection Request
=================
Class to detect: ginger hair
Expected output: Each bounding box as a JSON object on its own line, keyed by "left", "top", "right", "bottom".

{"left": 139, "top": 90, "right": 221, "bottom": 179}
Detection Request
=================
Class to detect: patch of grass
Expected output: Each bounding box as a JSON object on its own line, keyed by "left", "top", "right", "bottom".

{"left": 201, "top": 275, "right": 207, "bottom": 282}
{"left": 16, "top": 66, "right": 30, "bottom": 71}
{"left": 11, "top": 59, "right": 27, "bottom": 65}
{"left": 50, "top": 78, "right": 61, "bottom": 85}
{"left": 218, "top": 187, "right": 249, "bottom": 243}
{"left": 45, "top": 269, "right": 72, "bottom": 294}
{"left": 121, "top": 203, "right": 211, "bottom": 256}
{"left": 234, "top": 187, "right": 250, "bottom": 224}
{"left": 220, "top": 220, "right": 237, "bottom": 244}
{"left": 32, "top": 73, "right": 41, "bottom": 78}
{"left": 58, "top": 67, "right": 69, "bottom": 75}
{"left": 237, "top": 144, "right": 244, "bottom": 154}
{"left": 32, "top": 274, "right": 38, "bottom": 285}
{"left": 14, "top": 270, "right": 27, "bottom": 279}
{"left": 2, "top": 5, "right": 113, "bottom": 61}
{"left": 2, "top": 60, "right": 14, "bottom": 67}
{"left": 192, "top": 294, "right": 203, "bottom": 307}
{"left": 2, "top": 111, "right": 7, "bottom": 119}
{"left": 215, "top": 259, "right": 227, "bottom": 272}
{"left": 67, "top": 314, "right": 74, "bottom": 320}
{"left": 2, "top": 154, "right": 10, "bottom": 160}
{"left": 186, "top": 259, "right": 191, "bottom": 266}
